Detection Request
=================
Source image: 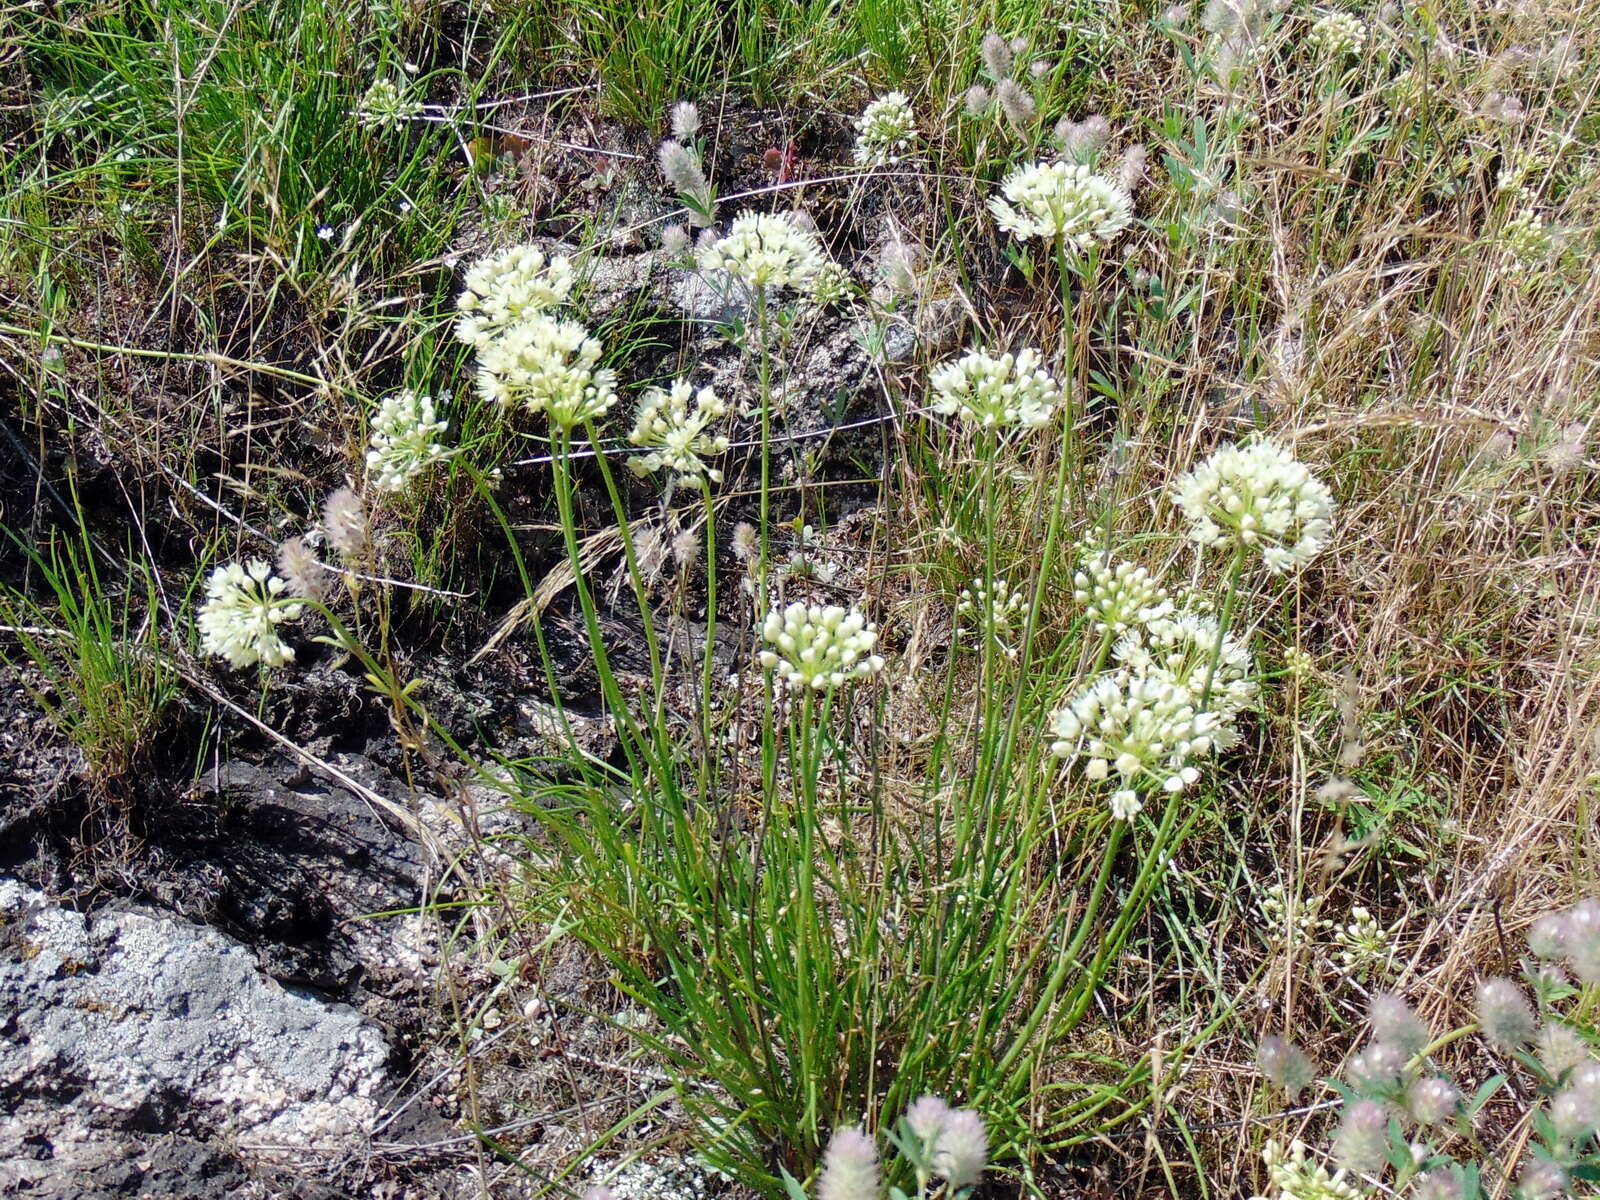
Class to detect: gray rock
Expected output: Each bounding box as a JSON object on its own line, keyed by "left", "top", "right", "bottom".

{"left": 0, "top": 879, "right": 391, "bottom": 1166}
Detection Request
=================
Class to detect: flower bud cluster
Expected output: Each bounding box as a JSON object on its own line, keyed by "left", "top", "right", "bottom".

{"left": 697, "top": 210, "right": 827, "bottom": 292}
{"left": 1308, "top": 10, "right": 1368, "bottom": 56}
{"left": 1074, "top": 550, "right": 1174, "bottom": 635}
{"left": 988, "top": 161, "right": 1133, "bottom": 249}
{"left": 627, "top": 379, "right": 730, "bottom": 485}
{"left": 357, "top": 78, "right": 422, "bottom": 131}
{"left": 367, "top": 390, "right": 449, "bottom": 492}
{"left": 929, "top": 347, "right": 1062, "bottom": 430}
{"left": 852, "top": 91, "right": 918, "bottom": 166}
{"left": 474, "top": 315, "right": 618, "bottom": 427}
{"left": 197, "top": 560, "right": 304, "bottom": 669}
{"left": 1248, "top": 1139, "right": 1362, "bottom": 1200}
{"left": 757, "top": 603, "right": 885, "bottom": 692}
{"left": 1172, "top": 439, "right": 1335, "bottom": 572}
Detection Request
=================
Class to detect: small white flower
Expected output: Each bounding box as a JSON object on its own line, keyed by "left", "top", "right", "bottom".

{"left": 988, "top": 161, "right": 1133, "bottom": 249}
{"left": 627, "top": 379, "right": 730, "bottom": 485}
{"left": 474, "top": 314, "right": 618, "bottom": 427}
{"left": 1049, "top": 670, "right": 1218, "bottom": 811}
{"left": 197, "top": 560, "right": 303, "bottom": 669}
{"left": 853, "top": 92, "right": 919, "bottom": 166}
{"left": 366, "top": 390, "right": 449, "bottom": 492}
{"left": 1172, "top": 439, "right": 1335, "bottom": 572}
{"left": 929, "top": 347, "right": 1062, "bottom": 430}
{"left": 697, "top": 211, "right": 827, "bottom": 292}
{"left": 1308, "top": 10, "right": 1368, "bottom": 56}
{"left": 316, "top": 224, "right": 335, "bottom": 241}
{"left": 1073, "top": 550, "right": 1175, "bottom": 635}
{"left": 357, "top": 78, "right": 423, "bottom": 131}
{"left": 758, "top": 602, "right": 885, "bottom": 692}
{"left": 454, "top": 245, "right": 575, "bottom": 351}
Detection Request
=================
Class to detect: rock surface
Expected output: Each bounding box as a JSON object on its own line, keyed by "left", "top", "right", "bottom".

{"left": 0, "top": 878, "right": 392, "bottom": 1196}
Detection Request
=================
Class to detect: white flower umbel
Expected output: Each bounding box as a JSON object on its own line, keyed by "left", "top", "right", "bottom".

{"left": 475, "top": 314, "right": 618, "bottom": 427}
{"left": 627, "top": 380, "right": 730, "bottom": 485}
{"left": 1073, "top": 551, "right": 1175, "bottom": 635}
{"left": 357, "top": 78, "right": 422, "bottom": 131}
{"left": 454, "top": 245, "right": 575, "bottom": 351}
{"left": 1049, "top": 670, "right": 1219, "bottom": 818}
{"left": 697, "top": 211, "right": 826, "bottom": 292}
{"left": 197, "top": 559, "right": 304, "bottom": 669}
{"left": 1308, "top": 10, "right": 1368, "bottom": 56}
{"left": 956, "top": 577, "right": 1027, "bottom": 657}
{"left": 929, "top": 347, "right": 1062, "bottom": 430}
{"left": 1172, "top": 439, "right": 1335, "bottom": 572}
{"left": 1249, "top": 1139, "right": 1362, "bottom": 1200}
{"left": 1501, "top": 205, "right": 1554, "bottom": 270}
{"left": 758, "top": 602, "right": 885, "bottom": 692}
{"left": 988, "top": 161, "right": 1133, "bottom": 250}
{"left": 366, "top": 390, "right": 449, "bottom": 492}
{"left": 853, "top": 91, "right": 918, "bottom": 166}
{"left": 1115, "top": 611, "right": 1258, "bottom": 733}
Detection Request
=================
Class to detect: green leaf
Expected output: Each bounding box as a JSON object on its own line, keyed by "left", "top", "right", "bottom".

{"left": 779, "top": 1166, "right": 811, "bottom": 1200}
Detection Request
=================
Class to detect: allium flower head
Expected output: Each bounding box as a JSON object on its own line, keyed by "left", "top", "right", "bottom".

{"left": 1074, "top": 551, "right": 1175, "bottom": 635}
{"left": 929, "top": 347, "right": 1062, "bottom": 430}
{"left": 627, "top": 379, "right": 730, "bottom": 485}
{"left": 1309, "top": 10, "right": 1368, "bottom": 56}
{"left": 1254, "top": 1139, "right": 1363, "bottom": 1200}
{"left": 1331, "top": 1099, "right": 1389, "bottom": 1173}
{"left": 697, "top": 211, "right": 826, "bottom": 292}
{"left": 1113, "top": 611, "right": 1257, "bottom": 734}
{"left": 358, "top": 78, "right": 422, "bottom": 131}
{"left": 1501, "top": 207, "right": 1553, "bottom": 269}
{"left": 366, "top": 390, "right": 449, "bottom": 492}
{"left": 988, "top": 161, "right": 1133, "bottom": 249}
{"left": 817, "top": 1126, "right": 879, "bottom": 1200}
{"left": 1476, "top": 977, "right": 1538, "bottom": 1050}
{"left": 474, "top": 314, "right": 618, "bottom": 427}
{"left": 956, "top": 577, "right": 1026, "bottom": 658}
{"left": 454, "top": 245, "right": 575, "bottom": 350}
{"left": 1172, "top": 439, "right": 1335, "bottom": 572}
{"left": 853, "top": 92, "right": 918, "bottom": 166}
{"left": 758, "top": 603, "right": 885, "bottom": 691}
{"left": 932, "top": 1108, "right": 988, "bottom": 1190}
{"left": 1049, "top": 670, "right": 1219, "bottom": 817}
{"left": 198, "top": 559, "right": 304, "bottom": 669}
{"left": 1256, "top": 1036, "right": 1315, "bottom": 1099}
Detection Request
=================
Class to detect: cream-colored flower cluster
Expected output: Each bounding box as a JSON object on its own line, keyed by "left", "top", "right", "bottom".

{"left": 929, "top": 347, "right": 1062, "bottom": 431}
{"left": 197, "top": 560, "right": 304, "bottom": 669}
{"left": 1248, "top": 1139, "right": 1362, "bottom": 1200}
{"left": 956, "top": 576, "right": 1027, "bottom": 658}
{"left": 697, "top": 211, "right": 826, "bottom": 292}
{"left": 454, "top": 245, "right": 575, "bottom": 351}
{"left": 1073, "top": 551, "right": 1175, "bottom": 635}
{"left": 852, "top": 91, "right": 918, "bottom": 166}
{"left": 758, "top": 602, "right": 885, "bottom": 692}
{"left": 1172, "top": 439, "right": 1335, "bottom": 572}
{"left": 358, "top": 78, "right": 422, "bottom": 131}
{"left": 627, "top": 379, "right": 730, "bottom": 485}
{"left": 367, "top": 390, "right": 449, "bottom": 492}
{"left": 474, "top": 314, "right": 618, "bottom": 427}
{"left": 1114, "top": 612, "right": 1259, "bottom": 742}
{"left": 1308, "top": 10, "right": 1368, "bottom": 57}
{"left": 988, "top": 161, "right": 1133, "bottom": 249}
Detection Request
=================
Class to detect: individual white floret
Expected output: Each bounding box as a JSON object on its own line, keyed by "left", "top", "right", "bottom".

{"left": 197, "top": 559, "right": 304, "bottom": 669}
{"left": 853, "top": 91, "right": 919, "bottom": 166}
{"left": 1073, "top": 550, "right": 1175, "bottom": 635}
{"left": 454, "top": 245, "right": 575, "bottom": 350}
{"left": 1048, "top": 670, "right": 1219, "bottom": 815}
{"left": 366, "top": 390, "right": 449, "bottom": 492}
{"left": 1172, "top": 439, "right": 1335, "bottom": 572}
{"left": 697, "top": 211, "right": 827, "bottom": 292}
{"left": 474, "top": 314, "right": 618, "bottom": 427}
{"left": 627, "top": 379, "right": 730, "bottom": 485}
{"left": 988, "top": 161, "right": 1133, "bottom": 249}
{"left": 1308, "top": 10, "right": 1368, "bottom": 56}
{"left": 357, "top": 78, "right": 423, "bottom": 131}
{"left": 929, "top": 347, "right": 1062, "bottom": 430}
{"left": 757, "top": 602, "right": 885, "bottom": 692}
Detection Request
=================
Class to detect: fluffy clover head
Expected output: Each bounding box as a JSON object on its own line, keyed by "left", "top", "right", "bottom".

{"left": 627, "top": 379, "right": 730, "bottom": 485}
{"left": 758, "top": 602, "right": 885, "bottom": 692}
{"left": 929, "top": 347, "right": 1062, "bottom": 430}
{"left": 697, "top": 211, "right": 827, "bottom": 291}
{"left": 853, "top": 91, "right": 918, "bottom": 166}
{"left": 197, "top": 559, "right": 304, "bottom": 669}
{"left": 474, "top": 314, "right": 618, "bottom": 427}
{"left": 1074, "top": 550, "right": 1175, "bottom": 635}
{"left": 1172, "top": 439, "right": 1335, "bottom": 572}
{"left": 454, "top": 245, "right": 575, "bottom": 351}
{"left": 988, "top": 161, "right": 1133, "bottom": 249}
{"left": 366, "top": 390, "right": 449, "bottom": 492}
{"left": 1049, "top": 670, "right": 1219, "bottom": 818}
